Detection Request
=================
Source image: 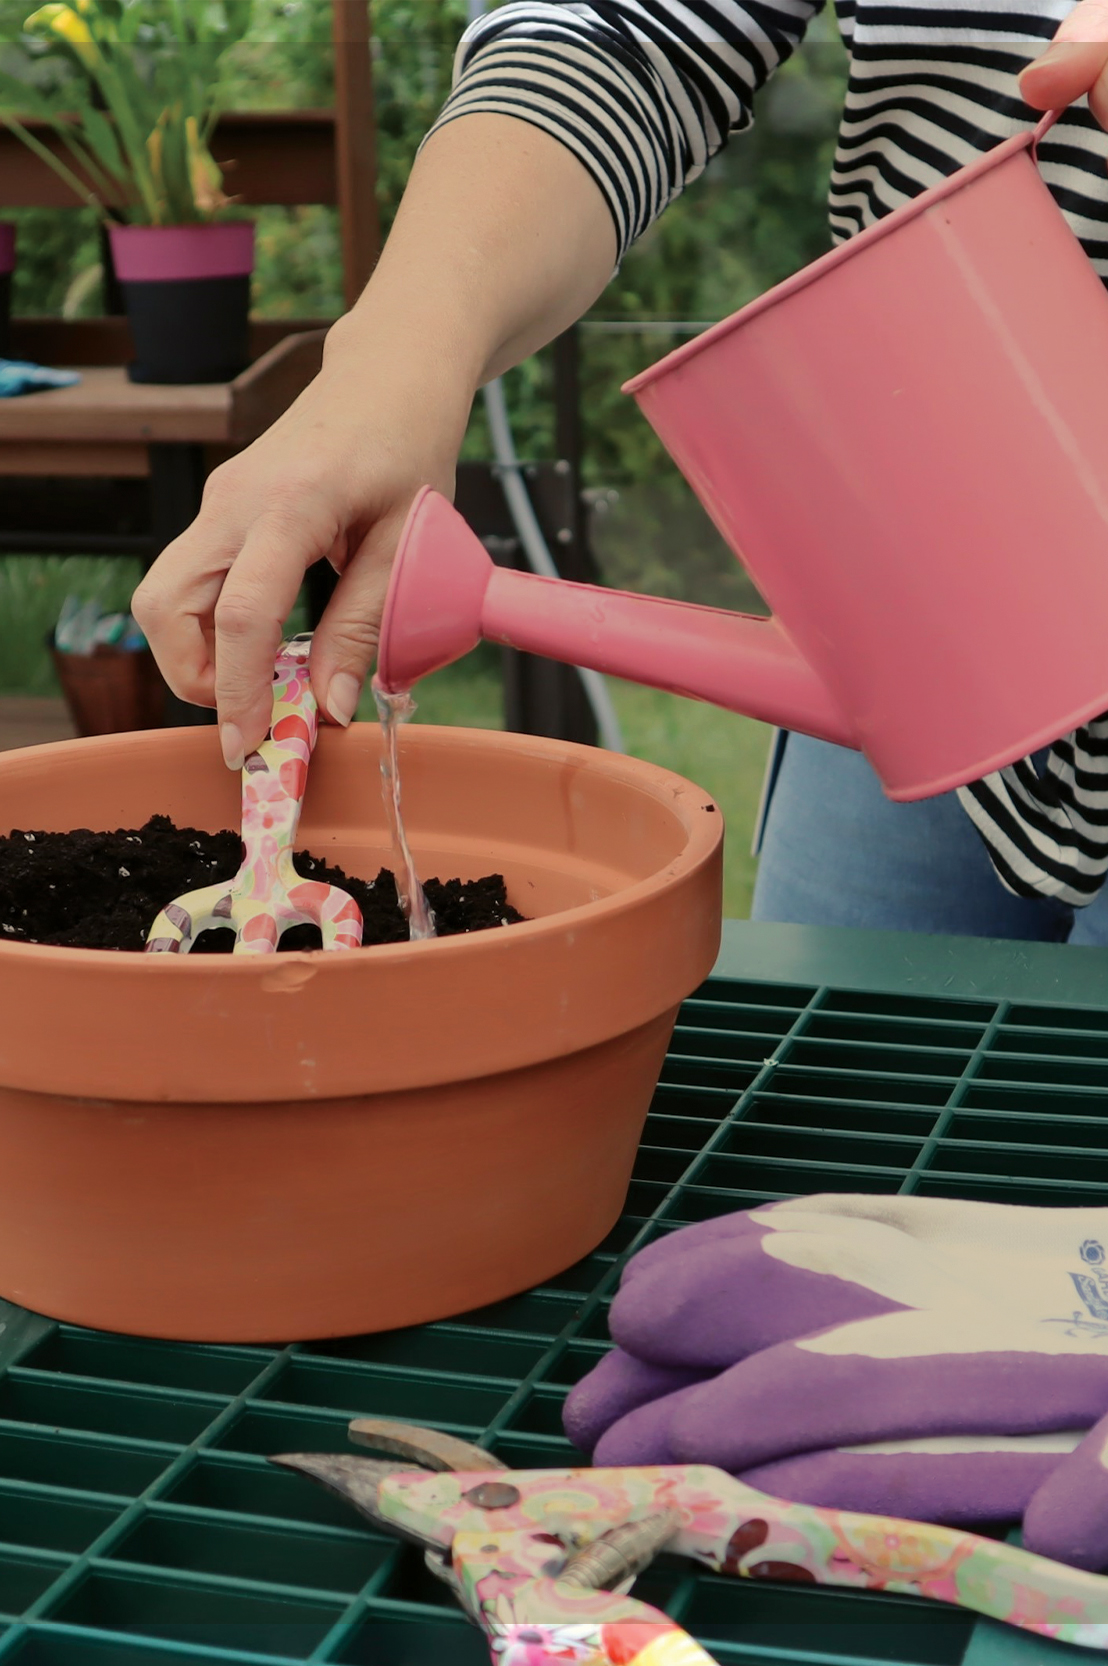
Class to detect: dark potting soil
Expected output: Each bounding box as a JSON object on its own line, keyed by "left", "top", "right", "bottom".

{"left": 0, "top": 815, "right": 525, "bottom": 952}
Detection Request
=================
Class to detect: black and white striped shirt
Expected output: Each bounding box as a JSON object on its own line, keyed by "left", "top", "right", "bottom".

{"left": 428, "top": 0, "right": 1108, "bottom": 908}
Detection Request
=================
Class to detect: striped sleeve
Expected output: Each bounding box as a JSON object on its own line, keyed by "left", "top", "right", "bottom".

{"left": 957, "top": 717, "right": 1108, "bottom": 909}
{"left": 422, "top": 0, "right": 826, "bottom": 259}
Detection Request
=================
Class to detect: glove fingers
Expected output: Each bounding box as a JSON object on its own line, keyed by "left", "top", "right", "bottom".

{"left": 610, "top": 1233, "right": 903, "bottom": 1369}
{"left": 1024, "top": 1409, "right": 1108, "bottom": 1571}
{"left": 743, "top": 1433, "right": 1082, "bottom": 1529}
{"left": 668, "top": 1339, "right": 1108, "bottom": 1472}
{"left": 562, "top": 1348, "right": 711, "bottom": 1455}
{"left": 592, "top": 1377, "right": 711, "bottom": 1468}
{"left": 619, "top": 1212, "right": 763, "bottom": 1286}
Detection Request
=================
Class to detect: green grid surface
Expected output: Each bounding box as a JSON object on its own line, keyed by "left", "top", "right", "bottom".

{"left": 0, "top": 921, "right": 1105, "bottom": 1666}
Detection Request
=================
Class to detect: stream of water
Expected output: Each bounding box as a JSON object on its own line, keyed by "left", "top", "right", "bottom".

{"left": 373, "top": 681, "right": 437, "bottom": 941}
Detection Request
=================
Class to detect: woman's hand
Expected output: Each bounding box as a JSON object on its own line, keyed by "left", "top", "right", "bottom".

{"left": 132, "top": 331, "right": 469, "bottom": 770}
{"left": 1021, "top": 1, "right": 1108, "bottom": 127}
{"left": 132, "top": 115, "right": 616, "bottom": 771}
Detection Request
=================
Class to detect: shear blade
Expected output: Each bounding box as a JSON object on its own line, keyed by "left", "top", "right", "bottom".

{"left": 269, "top": 1453, "right": 429, "bottom": 1541}
{"left": 347, "top": 1418, "right": 506, "bottom": 1473}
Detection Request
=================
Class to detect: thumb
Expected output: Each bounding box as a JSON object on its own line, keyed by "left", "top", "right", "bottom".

{"left": 309, "top": 507, "right": 409, "bottom": 728}
{"left": 1024, "top": 1406, "right": 1108, "bottom": 1571}
{"left": 1020, "top": 4, "right": 1108, "bottom": 115}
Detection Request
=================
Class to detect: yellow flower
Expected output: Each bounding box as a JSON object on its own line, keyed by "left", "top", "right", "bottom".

{"left": 24, "top": 3, "right": 99, "bottom": 66}
{"left": 25, "top": 2, "right": 66, "bottom": 26}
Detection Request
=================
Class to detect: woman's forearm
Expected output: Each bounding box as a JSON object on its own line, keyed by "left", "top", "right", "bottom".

{"left": 132, "top": 114, "right": 619, "bottom": 760}
{"left": 322, "top": 113, "right": 619, "bottom": 396}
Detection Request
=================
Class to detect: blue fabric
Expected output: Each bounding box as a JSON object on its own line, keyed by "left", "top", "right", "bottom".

{"left": 0, "top": 360, "right": 80, "bottom": 397}
{"left": 751, "top": 732, "right": 1108, "bottom": 944}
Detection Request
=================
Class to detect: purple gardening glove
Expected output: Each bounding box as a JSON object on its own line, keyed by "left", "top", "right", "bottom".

{"left": 565, "top": 1347, "right": 1085, "bottom": 1530}
{"left": 742, "top": 1429, "right": 1083, "bottom": 1529}
{"left": 564, "top": 1348, "right": 715, "bottom": 1458}
{"left": 564, "top": 1196, "right": 1108, "bottom": 1562}
{"left": 1025, "top": 1404, "right": 1108, "bottom": 1568}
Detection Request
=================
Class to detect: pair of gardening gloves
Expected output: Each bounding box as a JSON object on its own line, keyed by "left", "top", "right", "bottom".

{"left": 563, "top": 1195, "right": 1108, "bottom": 1571}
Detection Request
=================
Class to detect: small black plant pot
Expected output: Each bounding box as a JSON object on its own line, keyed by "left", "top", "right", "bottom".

{"left": 0, "top": 223, "right": 14, "bottom": 360}
{"left": 109, "top": 222, "right": 254, "bottom": 385}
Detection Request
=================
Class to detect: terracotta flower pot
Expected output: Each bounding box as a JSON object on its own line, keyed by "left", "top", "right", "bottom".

{"left": 0, "top": 723, "right": 722, "bottom": 1342}
{"left": 108, "top": 222, "right": 254, "bottom": 385}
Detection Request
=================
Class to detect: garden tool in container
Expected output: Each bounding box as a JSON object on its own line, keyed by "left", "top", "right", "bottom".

{"left": 378, "top": 109, "right": 1108, "bottom": 803}
{"left": 274, "top": 1415, "right": 1108, "bottom": 1662}
{"left": 146, "top": 634, "right": 363, "bottom": 953}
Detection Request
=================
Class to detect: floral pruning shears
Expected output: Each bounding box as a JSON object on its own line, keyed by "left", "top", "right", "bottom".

{"left": 146, "top": 636, "right": 363, "bottom": 954}
{"left": 272, "top": 1418, "right": 1108, "bottom": 1663}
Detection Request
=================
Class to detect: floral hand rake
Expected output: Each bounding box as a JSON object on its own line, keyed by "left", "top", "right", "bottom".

{"left": 146, "top": 636, "right": 363, "bottom": 955}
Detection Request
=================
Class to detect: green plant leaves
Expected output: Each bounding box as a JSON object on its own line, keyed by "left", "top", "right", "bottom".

{"left": 80, "top": 102, "right": 126, "bottom": 184}
{"left": 0, "top": 0, "right": 256, "bottom": 221}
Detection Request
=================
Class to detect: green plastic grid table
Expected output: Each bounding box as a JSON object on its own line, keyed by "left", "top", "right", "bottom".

{"left": 2, "top": 919, "right": 1108, "bottom": 1666}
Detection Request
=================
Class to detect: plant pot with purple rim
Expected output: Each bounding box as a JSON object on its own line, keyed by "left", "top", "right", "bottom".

{"left": 108, "top": 222, "right": 254, "bottom": 385}
{"left": 0, "top": 224, "right": 15, "bottom": 360}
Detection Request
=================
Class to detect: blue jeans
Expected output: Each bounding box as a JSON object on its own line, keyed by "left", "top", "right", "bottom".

{"left": 751, "top": 732, "right": 1108, "bottom": 945}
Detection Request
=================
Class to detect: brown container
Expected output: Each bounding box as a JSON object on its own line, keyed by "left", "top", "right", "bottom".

{"left": 51, "top": 642, "right": 164, "bottom": 736}
{"left": 0, "top": 723, "right": 722, "bottom": 1342}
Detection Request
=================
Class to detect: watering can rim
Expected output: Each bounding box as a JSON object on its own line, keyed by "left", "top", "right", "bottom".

{"left": 623, "top": 108, "right": 1061, "bottom": 398}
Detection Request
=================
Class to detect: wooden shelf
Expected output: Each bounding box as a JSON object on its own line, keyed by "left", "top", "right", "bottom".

{"left": 0, "top": 329, "right": 326, "bottom": 476}
{"left": 0, "top": 111, "right": 340, "bottom": 209}
{"left": 9, "top": 317, "right": 333, "bottom": 368}
{"left": 0, "top": 1, "right": 376, "bottom": 577}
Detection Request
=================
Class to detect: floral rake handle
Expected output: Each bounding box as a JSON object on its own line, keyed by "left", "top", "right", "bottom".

{"left": 146, "top": 637, "right": 363, "bottom": 955}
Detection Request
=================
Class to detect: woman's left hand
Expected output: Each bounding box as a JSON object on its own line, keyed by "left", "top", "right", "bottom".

{"left": 1021, "top": 2, "right": 1108, "bottom": 127}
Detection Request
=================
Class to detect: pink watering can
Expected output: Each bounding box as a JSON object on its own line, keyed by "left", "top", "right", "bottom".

{"left": 378, "top": 110, "right": 1108, "bottom": 802}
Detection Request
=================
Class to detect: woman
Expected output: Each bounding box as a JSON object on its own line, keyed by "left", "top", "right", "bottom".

{"left": 131, "top": 6, "right": 1108, "bottom": 942}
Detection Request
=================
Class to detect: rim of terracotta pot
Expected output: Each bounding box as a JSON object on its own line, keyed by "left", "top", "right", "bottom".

{"left": 0, "top": 724, "right": 723, "bottom": 1103}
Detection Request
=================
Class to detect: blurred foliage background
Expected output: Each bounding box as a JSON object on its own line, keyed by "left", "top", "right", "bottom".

{"left": 0, "top": 0, "right": 848, "bottom": 909}
{"left": 1, "top": 0, "right": 847, "bottom": 510}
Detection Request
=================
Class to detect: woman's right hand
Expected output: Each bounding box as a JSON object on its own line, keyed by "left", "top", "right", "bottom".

{"left": 133, "top": 114, "right": 617, "bottom": 768}
{"left": 132, "top": 317, "right": 471, "bottom": 771}
{"left": 1021, "top": 1, "right": 1108, "bottom": 128}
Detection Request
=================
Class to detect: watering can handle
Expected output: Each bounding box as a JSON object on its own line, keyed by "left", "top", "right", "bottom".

{"left": 1031, "top": 107, "right": 1063, "bottom": 154}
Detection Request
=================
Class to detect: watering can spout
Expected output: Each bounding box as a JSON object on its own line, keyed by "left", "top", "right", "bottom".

{"left": 377, "top": 488, "right": 857, "bottom": 750}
